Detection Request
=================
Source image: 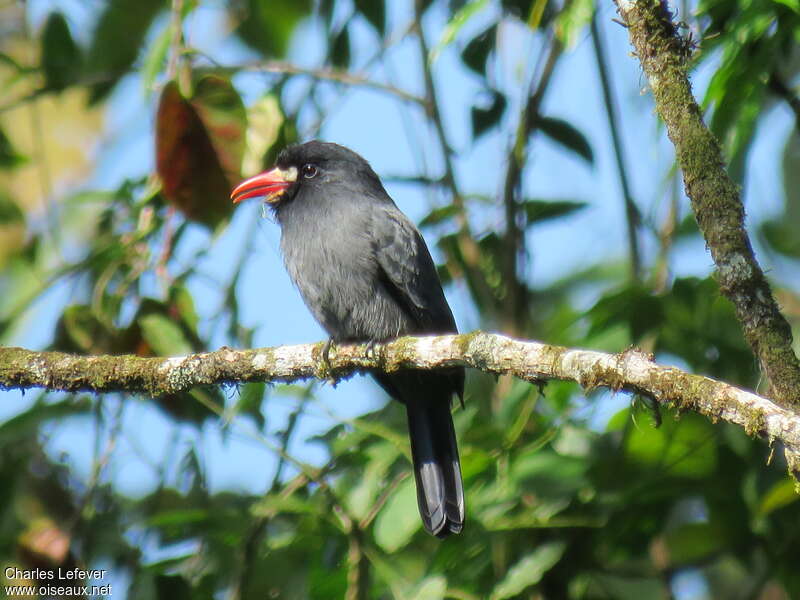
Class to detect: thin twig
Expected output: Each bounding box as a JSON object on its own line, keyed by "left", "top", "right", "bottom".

{"left": 167, "top": 0, "right": 184, "bottom": 81}
{"left": 239, "top": 60, "right": 427, "bottom": 107}
{"left": 412, "top": 0, "right": 496, "bottom": 314}
{"left": 590, "top": 12, "right": 641, "bottom": 280}
{"left": 501, "top": 32, "right": 563, "bottom": 335}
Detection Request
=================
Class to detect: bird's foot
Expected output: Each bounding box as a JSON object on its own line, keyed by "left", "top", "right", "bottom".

{"left": 321, "top": 338, "right": 337, "bottom": 368}
{"left": 364, "top": 339, "right": 381, "bottom": 360}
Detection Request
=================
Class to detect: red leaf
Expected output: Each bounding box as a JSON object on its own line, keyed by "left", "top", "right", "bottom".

{"left": 155, "top": 76, "right": 246, "bottom": 228}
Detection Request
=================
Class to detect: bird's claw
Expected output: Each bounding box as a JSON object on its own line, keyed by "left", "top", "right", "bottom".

{"left": 364, "top": 340, "right": 381, "bottom": 360}
{"left": 321, "top": 338, "right": 336, "bottom": 369}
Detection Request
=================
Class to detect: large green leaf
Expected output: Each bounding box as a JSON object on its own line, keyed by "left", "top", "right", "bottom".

{"left": 587, "top": 284, "right": 664, "bottom": 342}
{"left": 354, "top": 0, "right": 386, "bottom": 34}
{"left": 0, "top": 126, "right": 26, "bottom": 169}
{"left": 41, "top": 12, "right": 82, "bottom": 92}
{"left": 535, "top": 116, "right": 594, "bottom": 164}
{"left": 471, "top": 88, "right": 506, "bottom": 139}
{"left": 431, "top": 0, "right": 491, "bottom": 64}
{"left": 233, "top": 0, "right": 312, "bottom": 58}
{"left": 490, "top": 542, "right": 566, "bottom": 599}
{"left": 85, "top": 0, "right": 166, "bottom": 102}
{"left": 330, "top": 25, "right": 351, "bottom": 68}
{"left": 373, "top": 476, "right": 419, "bottom": 552}
{"left": 522, "top": 199, "right": 587, "bottom": 226}
{"left": 0, "top": 193, "right": 23, "bottom": 224}
{"left": 660, "top": 522, "right": 728, "bottom": 567}
{"left": 625, "top": 412, "right": 718, "bottom": 479}
{"left": 138, "top": 312, "right": 194, "bottom": 356}
{"left": 460, "top": 23, "right": 497, "bottom": 75}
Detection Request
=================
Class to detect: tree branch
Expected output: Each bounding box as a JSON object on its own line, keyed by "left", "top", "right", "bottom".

{"left": 238, "top": 60, "right": 427, "bottom": 108}
{"left": 613, "top": 0, "right": 800, "bottom": 409}
{"left": 2, "top": 333, "right": 800, "bottom": 475}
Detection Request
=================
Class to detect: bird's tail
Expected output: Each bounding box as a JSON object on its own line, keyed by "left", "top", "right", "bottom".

{"left": 405, "top": 398, "right": 464, "bottom": 537}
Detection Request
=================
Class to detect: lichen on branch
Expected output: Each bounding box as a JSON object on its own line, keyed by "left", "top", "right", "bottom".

{"left": 614, "top": 0, "right": 800, "bottom": 409}
{"left": 2, "top": 332, "right": 800, "bottom": 478}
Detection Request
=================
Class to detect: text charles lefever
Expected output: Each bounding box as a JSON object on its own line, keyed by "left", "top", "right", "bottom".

{"left": 5, "top": 567, "right": 107, "bottom": 580}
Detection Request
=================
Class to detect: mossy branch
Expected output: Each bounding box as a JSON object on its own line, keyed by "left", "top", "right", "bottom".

{"left": 2, "top": 332, "right": 800, "bottom": 478}
{"left": 614, "top": 0, "right": 800, "bottom": 409}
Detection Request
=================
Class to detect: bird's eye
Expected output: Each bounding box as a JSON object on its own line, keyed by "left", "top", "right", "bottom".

{"left": 301, "top": 164, "right": 318, "bottom": 179}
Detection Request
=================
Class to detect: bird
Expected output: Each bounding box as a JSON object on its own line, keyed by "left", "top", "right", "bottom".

{"left": 231, "top": 141, "right": 464, "bottom": 537}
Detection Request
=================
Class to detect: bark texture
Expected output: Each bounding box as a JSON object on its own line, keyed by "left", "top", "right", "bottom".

{"left": 2, "top": 333, "right": 799, "bottom": 476}
{"left": 614, "top": 0, "right": 800, "bottom": 409}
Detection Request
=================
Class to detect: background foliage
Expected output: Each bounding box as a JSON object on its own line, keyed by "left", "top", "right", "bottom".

{"left": 1, "top": 0, "right": 800, "bottom": 598}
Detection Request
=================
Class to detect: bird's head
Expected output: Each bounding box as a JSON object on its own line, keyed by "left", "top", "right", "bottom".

{"left": 230, "top": 140, "right": 385, "bottom": 208}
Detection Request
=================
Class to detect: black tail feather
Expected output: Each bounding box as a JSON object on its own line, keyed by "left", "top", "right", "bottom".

{"left": 405, "top": 398, "right": 464, "bottom": 537}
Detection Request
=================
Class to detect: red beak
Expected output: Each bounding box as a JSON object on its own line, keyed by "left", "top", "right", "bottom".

{"left": 231, "top": 166, "right": 296, "bottom": 204}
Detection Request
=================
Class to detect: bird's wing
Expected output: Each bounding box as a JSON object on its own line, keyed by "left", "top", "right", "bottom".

{"left": 372, "top": 206, "right": 457, "bottom": 332}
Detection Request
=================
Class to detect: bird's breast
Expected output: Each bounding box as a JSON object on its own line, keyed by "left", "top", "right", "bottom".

{"left": 279, "top": 214, "right": 409, "bottom": 341}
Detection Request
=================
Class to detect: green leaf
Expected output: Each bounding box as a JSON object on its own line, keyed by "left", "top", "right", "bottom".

{"left": 234, "top": 0, "right": 312, "bottom": 59}
{"left": 242, "top": 94, "right": 284, "bottom": 176}
{"left": 0, "top": 193, "right": 23, "bottom": 224}
{"left": 662, "top": 522, "right": 727, "bottom": 566}
{"left": 460, "top": 24, "right": 496, "bottom": 75}
{"left": 148, "top": 508, "right": 210, "bottom": 528}
{"left": 582, "top": 574, "right": 666, "bottom": 600}
{"left": 252, "top": 494, "right": 316, "bottom": 517}
{"left": 555, "top": 0, "right": 594, "bottom": 46}
{"left": 658, "top": 277, "right": 754, "bottom": 382}
{"left": 625, "top": 412, "right": 717, "bottom": 478}
{"left": 139, "top": 312, "right": 194, "bottom": 356}
{"left": 511, "top": 449, "right": 588, "bottom": 498}
{"left": 419, "top": 204, "right": 460, "bottom": 228}
{"left": 41, "top": 12, "right": 82, "bottom": 92}
{"left": 331, "top": 25, "right": 350, "bottom": 68}
{"left": 55, "top": 305, "right": 115, "bottom": 354}
{"left": 535, "top": 116, "right": 594, "bottom": 164}
{"left": 345, "top": 442, "right": 400, "bottom": 520}
{"left": 373, "top": 476, "right": 420, "bottom": 552}
{"left": 675, "top": 213, "right": 699, "bottom": 238}
{"left": 169, "top": 284, "right": 198, "bottom": 331}
{"left": 0, "top": 126, "right": 26, "bottom": 169}
{"left": 354, "top": 0, "right": 385, "bottom": 34}
{"left": 190, "top": 75, "right": 247, "bottom": 183}
{"left": 760, "top": 219, "right": 800, "bottom": 257}
{"left": 430, "top": 0, "right": 491, "bottom": 63}
{"left": 141, "top": 21, "right": 173, "bottom": 94}
{"left": 758, "top": 477, "right": 800, "bottom": 516}
{"left": 490, "top": 542, "right": 566, "bottom": 599}
{"left": 522, "top": 199, "right": 587, "bottom": 226}
{"left": 773, "top": 0, "right": 800, "bottom": 12}
{"left": 587, "top": 285, "right": 664, "bottom": 342}
{"left": 154, "top": 574, "right": 192, "bottom": 600}
{"left": 85, "top": 0, "right": 166, "bottom": 103}
{"left": 471, "top": 88, "right": 506, "bottom": 139}
{"left": 413, "top": 576, "right": 447, "bottom": 600}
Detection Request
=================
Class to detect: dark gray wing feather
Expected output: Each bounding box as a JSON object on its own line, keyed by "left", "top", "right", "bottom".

{"left": 371, "top": 206, "right": 457, "bottom": 333}
{"left": 370, "top": 203, "right": 464, "bottom": 537}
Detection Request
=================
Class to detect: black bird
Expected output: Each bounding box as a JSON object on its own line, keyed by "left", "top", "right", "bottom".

{"left": 231, "top": 141, "right": 464, "bottom": 537}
